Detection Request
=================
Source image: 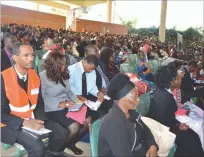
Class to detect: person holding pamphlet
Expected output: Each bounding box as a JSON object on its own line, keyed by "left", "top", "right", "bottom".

{"left": 1, "top": 42, "right": 72, "bottom": 157}
{"left": 40, "top": 51, "right": 91, "bottom": 155}
{"left": 148, "top": 65, "right": 204, "bottom": 156}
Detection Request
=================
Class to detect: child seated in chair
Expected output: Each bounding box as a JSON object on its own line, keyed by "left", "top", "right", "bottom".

{"left": 137, "top": 51, "right": 154, "bottom": 82}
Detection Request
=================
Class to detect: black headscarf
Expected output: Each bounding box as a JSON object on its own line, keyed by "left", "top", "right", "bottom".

{"left": 107, "top": 73, "right": 135, "bottom": 100}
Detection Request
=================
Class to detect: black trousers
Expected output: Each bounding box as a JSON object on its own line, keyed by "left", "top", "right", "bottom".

{"left": 6, "top": 120, "right": 68, "bottom": 157}
{"left": 174, "top": 128, "right": 204, "bottom": 157}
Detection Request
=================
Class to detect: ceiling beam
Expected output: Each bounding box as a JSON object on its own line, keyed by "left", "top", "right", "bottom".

{"left": 61, "top": 0, "right": 84, "bottom": 6}
{"left": 61, "top": 0, "right": 107, "bottom": 7}
{"left": 29, "top": 0, "right": 70, "bottom": 10}
{"left": 83, "top": 0, "right": 107, "bottom": 6}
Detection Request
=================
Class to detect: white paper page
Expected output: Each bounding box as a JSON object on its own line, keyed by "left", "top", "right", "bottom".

{"left": 85, "top": 100, "right": 101, "bottom": 111}
{"left": 104, "top": 95, "right": 110, "bottom": 100}
{"left": 22, "top": 127, "right": 52, "bottom": 135}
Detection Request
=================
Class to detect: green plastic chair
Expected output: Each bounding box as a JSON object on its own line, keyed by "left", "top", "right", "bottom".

{"left": 37, "top": 59, "right": 45, "bottom": 73}
{"left": 90, "top": 119, "right": 101, "bottom": 157}
{"left": 168, "top": 144, "right": 177, "bottom": 157}
{"left": 148, "top": 60, "right": 162, "bottom": 74}
{"left": 126, "top": 54, "right": 139, "bottom": 66}
{"left": 32, "top": 56, "right": 45, "bottom": 74}
{"left": 120, "top": 64, "right": 136, "bottom": 73}
{"left": 191, "top": 97, "right": 198, "bottom": 104}
{"left": 32, "top": 55, "right": 39, "bottom": 73}
{"left": 1, "top": 138, "right": 48, "bottom": 157}
{"left": 90, "top": 118, "right": 176, "bottom": 157}
{"left": 136, "top": 93, "right": 151, "bottom": 116}
{"left": 1, "top": 143, "right": 12, "bottom": 149}
{"left": 35, "top": 50, "right": 47, "bottom": 60}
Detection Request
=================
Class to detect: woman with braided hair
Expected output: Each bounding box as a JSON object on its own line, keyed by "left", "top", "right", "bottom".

{"left": 147, "top": 64, "right": 204, "bottom": 157}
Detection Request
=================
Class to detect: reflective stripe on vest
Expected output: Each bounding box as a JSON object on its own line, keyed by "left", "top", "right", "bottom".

{"left": 1, "top": 67, "right": 40, "bottom": 127}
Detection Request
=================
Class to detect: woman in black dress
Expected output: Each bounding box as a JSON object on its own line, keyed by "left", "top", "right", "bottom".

{"left": 148, "top": 64, "right": 204, "bottom": 157}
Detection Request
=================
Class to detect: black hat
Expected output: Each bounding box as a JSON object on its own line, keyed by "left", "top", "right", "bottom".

{"left": 107, "top": 73, "right": 135, "bottom": 100}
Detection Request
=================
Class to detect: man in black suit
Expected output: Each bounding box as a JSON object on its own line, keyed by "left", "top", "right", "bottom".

{"left": 29, "top": 31, "right": 42, "bottom": 51}
{"left": 1, "top": 42, "right": 73, "bottom": 157}
{"left": 181, "top": 61, "right": 204, "bottom": 103}
{"left": 1, "top": 33, "right": 17, "bottom": 72}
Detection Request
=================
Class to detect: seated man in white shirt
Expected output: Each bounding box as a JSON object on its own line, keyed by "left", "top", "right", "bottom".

{"left": 84, "top": 44, "right": 110, "bottom": 93}
{"left": 68, "top": 55, "right": 105, "bottom": 120}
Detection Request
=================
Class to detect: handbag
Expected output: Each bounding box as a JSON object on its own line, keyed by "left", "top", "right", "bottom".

{"left": 141, "top": 116, "right": 176, "bottom": 157}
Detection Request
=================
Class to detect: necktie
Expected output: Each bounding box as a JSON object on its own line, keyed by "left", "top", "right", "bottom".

{"left": 82, "top": 72, "right": 87, "bottom": 97}
{"left": 22, "top": 76, "right": 26, "bottom": 82}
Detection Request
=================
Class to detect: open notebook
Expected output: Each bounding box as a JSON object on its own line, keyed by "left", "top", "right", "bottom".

{"left": 22, "top": 127, "right": 52, "bottom": 135}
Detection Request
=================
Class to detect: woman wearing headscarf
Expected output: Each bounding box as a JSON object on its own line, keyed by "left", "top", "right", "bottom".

{"left": 98, "top": 73, "right": 158, "bottom": 157}
{"left": 148, "top": 65, "right": 204, "bottom": 157}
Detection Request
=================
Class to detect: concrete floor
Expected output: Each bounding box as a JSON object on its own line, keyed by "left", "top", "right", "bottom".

{"left": 1, "top": 142, "right": 91, "bottom": 157}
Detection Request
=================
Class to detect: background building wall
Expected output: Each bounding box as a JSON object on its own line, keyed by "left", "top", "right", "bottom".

{"left": 1, "top": 4, "right": 66, "bottom": 29}
{"left": 76, "top": 18, "right": 128, "bottom": 35}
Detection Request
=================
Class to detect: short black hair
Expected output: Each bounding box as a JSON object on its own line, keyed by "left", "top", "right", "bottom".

{"left": 168, "top": 60, "right": 184, "bottom": 69}
{"left": 21, "top": 31, "right": 29, "bottom": 38}
{"left": 9, "top": 23, "right": 14, "bottom": 27}
{"left": 12, "top": 42, "right": 32, "bottom": 55}
{"left": 84, "top": 54, "right": 99, "bottom": 67}
{"left": 188, "top": 61, "right": 198, "bottom": 68}
{"left": 155, "top": 65, "right": 178, "bottom": 89}
{"left": 85, "top": 44, "right": 98, "bottom": 55}
{"left": 90, "top": 40, "right": 96, "bottom": 45}
{"left": 100, "top": 48, "right": 114, "bottom": 65}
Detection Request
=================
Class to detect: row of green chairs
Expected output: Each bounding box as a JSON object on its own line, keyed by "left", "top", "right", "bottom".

{"left": 89, "top": 93, "right": 177, "bottom": 157}
{"left": 1, "top": 138, "right": 48, "bottom": 157}
{"left": 121, "top": 54, "right": 162, "bottom": 75}
{"left": 32, "top": 50, "right": 46, "bottom": 73}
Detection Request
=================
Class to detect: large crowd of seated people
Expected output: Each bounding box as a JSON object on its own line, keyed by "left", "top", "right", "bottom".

{"left": 1, "top": 23, "right": 204, "bottom": 157}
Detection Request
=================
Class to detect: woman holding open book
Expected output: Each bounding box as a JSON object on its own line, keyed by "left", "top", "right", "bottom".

{"left": 40, "top": 50, "right": 91, "bottom": 155}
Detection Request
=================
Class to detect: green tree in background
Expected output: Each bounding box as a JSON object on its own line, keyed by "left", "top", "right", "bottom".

{"left": 119, "top": 18, "right": 203, "bottom": 47}
{"left": 117, "top": 15, "right": 137, "bottom": 34}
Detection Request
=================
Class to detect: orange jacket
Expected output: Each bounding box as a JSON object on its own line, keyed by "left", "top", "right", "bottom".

{"left": 1, "top": 67, "right": 40, "bottom": 127}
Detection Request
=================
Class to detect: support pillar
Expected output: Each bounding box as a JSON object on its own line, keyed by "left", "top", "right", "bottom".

{"left": 66, "top": 9, "right": 70, "bottom": 30}
{"left": 107, "top": 0, "right": 112, "bottom": 23}
{"left": 36, "top": 3, "right": 40, "bottom": 11}
{"left": 159, "top": 0, "right": 168, "bottom": 42}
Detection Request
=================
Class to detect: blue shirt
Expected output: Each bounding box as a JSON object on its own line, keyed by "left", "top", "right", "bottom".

{"left": 137, "top": 59, "right": 150, "bottom": 80}
{"left": 68, "top": 61, "right": 99, "bottom": 97}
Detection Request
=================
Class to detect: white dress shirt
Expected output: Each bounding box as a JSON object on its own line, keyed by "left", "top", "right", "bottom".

{"left": 14, "top": 65, "right": 27, "bottom": 81}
